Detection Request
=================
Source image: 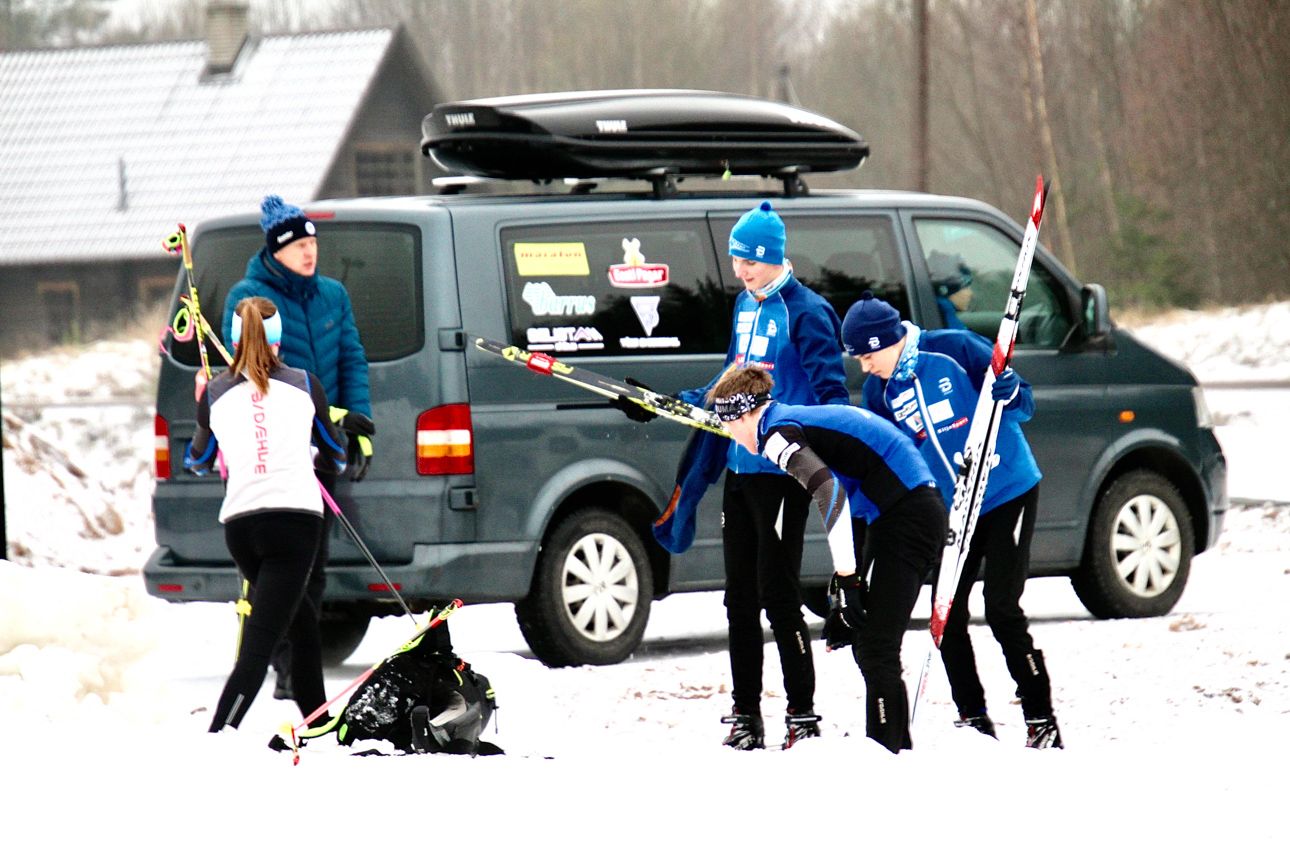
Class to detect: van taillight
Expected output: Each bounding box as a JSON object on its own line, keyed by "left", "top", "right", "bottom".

{"left": 417, "top": 404, "right": 473, "bottom": 475}
{"left": 155, "top": 414, "right": 171, "bottom": 480}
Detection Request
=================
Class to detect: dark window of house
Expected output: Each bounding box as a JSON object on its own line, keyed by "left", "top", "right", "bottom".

{"left": 355, "top": 148, "right": 418, "bottom": 197}
{"left": 912, "top": 218, "right": 1073, "bottom": 348}
{"left": 169, "top": 222, "right": 423, "bottom": 366}
{"left": 709, "top": 213, "right": 912, "bottom": 324}
{"left": 501, "top": 220, "right": 728, "bottom": 356}
{"left": 37, "top": 281, "right": 80, "bottom": 343}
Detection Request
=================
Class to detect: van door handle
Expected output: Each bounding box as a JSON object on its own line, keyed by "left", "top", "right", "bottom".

{"left": 448, "top": 487, "right": 479, "bottom": 510}
{"left": 438, "top": 328, "right": 466, "bottom": 351}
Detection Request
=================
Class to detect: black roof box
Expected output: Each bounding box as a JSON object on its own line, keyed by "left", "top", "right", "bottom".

{"left": 420, "top": 89, "right": 868, "bottom": 183}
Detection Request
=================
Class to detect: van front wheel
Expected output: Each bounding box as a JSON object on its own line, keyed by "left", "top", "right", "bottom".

{"left": 516, "top": 509, "right": 653, "bottom": 667}
{"left": 1073, "top": 470, "right": 1194, "bottom": 619}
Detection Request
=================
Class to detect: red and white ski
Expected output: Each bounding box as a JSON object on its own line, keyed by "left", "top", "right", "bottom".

{"left": 911, "top": 176, "right": 1048, "bottom": 723}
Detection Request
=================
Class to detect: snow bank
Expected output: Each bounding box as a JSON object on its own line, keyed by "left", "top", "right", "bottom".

{"left": 0, "top": 561, "right": 161, "bottom": 721}
{"left": 2, "top": 338, "right": 158, "bottom": 573}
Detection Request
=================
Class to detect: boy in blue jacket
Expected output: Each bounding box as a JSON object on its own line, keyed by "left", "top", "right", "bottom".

{"left": 711, "top": 364, "right": 946, "bottom": 753}
{"left": 624, "top": 202, "right": 848, "bottom": 750}
{"left": 842, "top": 291, "right": 1062, "bottom": 748}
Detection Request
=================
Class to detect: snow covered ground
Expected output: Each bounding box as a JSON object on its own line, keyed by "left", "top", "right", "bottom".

{"left": 2, "top": 307, "right": 1288, "bottom": 857}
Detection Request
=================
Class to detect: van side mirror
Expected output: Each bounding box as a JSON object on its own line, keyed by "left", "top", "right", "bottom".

{"left": 1082, "top": 283, "right": 1111, "bottom": 342}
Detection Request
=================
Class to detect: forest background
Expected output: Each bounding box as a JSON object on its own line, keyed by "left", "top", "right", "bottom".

{"left": 4, "top": 0, "right": 1285, "bottom": 311}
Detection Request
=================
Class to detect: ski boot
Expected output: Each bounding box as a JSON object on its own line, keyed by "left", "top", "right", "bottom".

{"left": 1025, "top": 716, "right": 1064, "bottom": 749}
{"left": 783, "top": 711, "right": 822, "bottom": 749}
{"left": 953, "top": 711, "right": 998, "bottom": 739}
{"left": 720, "top": 710, "right": 765, "bottom": 751}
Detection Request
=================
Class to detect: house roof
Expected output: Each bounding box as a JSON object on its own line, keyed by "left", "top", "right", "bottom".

{"left": 0, "top": 28, "right": 397, "bottom": 266}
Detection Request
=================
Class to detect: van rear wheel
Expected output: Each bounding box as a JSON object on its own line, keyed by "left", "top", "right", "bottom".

{"left": 516, "top": 508, "right": 653, "bottom": 667}
{"left": 1073, "top": 470, "right": 1194, "bottom": 619}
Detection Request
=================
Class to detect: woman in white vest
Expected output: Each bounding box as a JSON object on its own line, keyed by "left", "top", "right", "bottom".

{"left": 186, "top": 296, "right": 348, "bottom": 732}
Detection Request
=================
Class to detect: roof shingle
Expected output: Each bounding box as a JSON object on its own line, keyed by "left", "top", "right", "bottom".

{"left": 0, "top": 29, "right": 395, "bottom": 265}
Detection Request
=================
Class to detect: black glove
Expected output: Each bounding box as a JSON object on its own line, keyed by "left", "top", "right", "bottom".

{"left": 829, "top": 572, "right": 867, "bottom": 631}
{"left": 330, "top": 408, "right": 375, "bottom": 481}
{"left": 347, "top": 433, "right": 372, "bottom": 482}
{"left": 611, "top": 396, "right": 656, "bottom": 423}
{"left": 822, "top": 611, "right": 853, "bottom": 651}
{"left": 334, "top": 409, "right": 376, "bottom": 438}
{"left": 609, "top": 379, "right": 659, "bottom": 424}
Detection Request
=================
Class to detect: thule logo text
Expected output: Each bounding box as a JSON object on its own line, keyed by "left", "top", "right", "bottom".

{"left": 445, "top": 112, "right": 476, "bottom": 127}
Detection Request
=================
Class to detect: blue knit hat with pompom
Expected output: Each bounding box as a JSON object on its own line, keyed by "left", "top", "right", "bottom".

{"left": 260, "top": 195, "right": 315, "bottom": 252}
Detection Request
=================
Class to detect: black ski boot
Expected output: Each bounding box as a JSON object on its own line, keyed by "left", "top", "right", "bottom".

{"left": 721, "top": 710, "right": 764, "bottom": 751}
{"left": 1025, "top": 716, "right": 1064, "bottom": 749}
{"left": 954, "top": 711, "right": 998, "bottom": 739}
{"left": 783, "top": 711, "right": 822, "bottom": 749}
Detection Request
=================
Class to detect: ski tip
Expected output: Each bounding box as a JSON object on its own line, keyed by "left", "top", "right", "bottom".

{"left": 1031, "top": 176, "right": 1047, "bottom": 226}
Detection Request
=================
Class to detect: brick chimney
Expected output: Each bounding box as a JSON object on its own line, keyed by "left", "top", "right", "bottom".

{"left": 205, "top": 1, "right": 249, "bottom": 75}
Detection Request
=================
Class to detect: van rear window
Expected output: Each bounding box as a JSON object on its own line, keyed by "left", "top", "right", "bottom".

{"left": 167, "top": 223, "right": 423, "bottom": 366}
{"left": 501, "top": 220, "right": 729, "bottom": 356}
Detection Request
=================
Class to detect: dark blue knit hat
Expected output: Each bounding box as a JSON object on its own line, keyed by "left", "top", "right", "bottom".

{"left": 728, "top": 201, "right": 786, "bottom": 265}
{"left": 842, "top": 291, "right": 905, "bottom": 355}
{"left": 260, "top": 195, "right": 315, "bottom": 252}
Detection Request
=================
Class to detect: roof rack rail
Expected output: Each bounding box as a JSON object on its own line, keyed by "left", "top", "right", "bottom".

{"left": 420, "top": 89, "right": 866, "bottom": 198}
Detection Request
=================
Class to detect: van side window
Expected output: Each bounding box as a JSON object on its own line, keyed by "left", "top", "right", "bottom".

{"left": 710, "top": 214, "right": 912, "bottom": 324}
{"left": 913, "top": 219, "right": 1073, "bottom": 348}
{"left": 175, "top": 223, "right": 424, "bottom": 365}
{"left": 501, "top": 221, "right": 727, "bottom": 356}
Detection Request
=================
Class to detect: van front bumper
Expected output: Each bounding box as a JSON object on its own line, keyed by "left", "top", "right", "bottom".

{"left": 142, "top": 540, "right": 539, "bottom": 605}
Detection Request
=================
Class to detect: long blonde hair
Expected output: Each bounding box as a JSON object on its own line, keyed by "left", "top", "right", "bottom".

{"left": 229, "top": 296, "right": 282, "bottom": 396}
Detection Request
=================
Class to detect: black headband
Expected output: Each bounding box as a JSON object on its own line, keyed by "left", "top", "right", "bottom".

{"left": 713, "top": 391, "right": 771, "bottom": 422}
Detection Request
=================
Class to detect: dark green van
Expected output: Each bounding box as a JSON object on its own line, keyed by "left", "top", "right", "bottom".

{"left": 145, "top": 95, "right": 1226, "bottom": 667}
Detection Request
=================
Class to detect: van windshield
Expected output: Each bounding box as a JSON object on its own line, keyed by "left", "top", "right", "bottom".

{"left": 166, "top": 222, "right": 423, "bottom": 366}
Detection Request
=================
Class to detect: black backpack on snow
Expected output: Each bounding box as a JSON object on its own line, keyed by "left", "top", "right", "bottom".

{"left": 311, "top": 633, "right": 500, "bottom": 756}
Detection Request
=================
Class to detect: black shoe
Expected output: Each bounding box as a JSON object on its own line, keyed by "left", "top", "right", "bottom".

{"left": 954, "top": 712, "right": 998, "bottom": 739}
{"left": 1025, "top": 716, "right": 1064, "bottom": 749}
{"left": 721, "top": 710, "right": 764, "bottom": 751}
{"left": 783, "top": 711, "right": 822, "bottom": 749}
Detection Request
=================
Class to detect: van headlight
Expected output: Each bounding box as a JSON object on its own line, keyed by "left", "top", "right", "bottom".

{"left": 1192, "top": 386, "right": 1214, "bottom": 429}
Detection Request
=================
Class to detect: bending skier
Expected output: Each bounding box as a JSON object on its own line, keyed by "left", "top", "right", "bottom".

{"left": 843, "top": 291, "right": 1062, "bottom": 748}
{"left": 187, "top": 297, "right": 348, "bottom": 732}
{"left": 629, "top": 201, "right": 849, "bottom": 750}
{"left": 712, "top": 364, "right": 946, "bottom": 754}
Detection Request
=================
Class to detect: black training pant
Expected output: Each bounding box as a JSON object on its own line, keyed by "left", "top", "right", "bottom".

{"left": 723, "top": 471, "right": 815, "bottom": 715}
{"left": 269, "top": 469, "right": 333, "bottom": 684}
{"left": 851, "top": 486, "right": 948, "bottom": 753}
{"left": 939, "top": 484, "right": 1053, "bottom": 719}
{"left": 209, "top": 511, "right": 325, "bottom": 731}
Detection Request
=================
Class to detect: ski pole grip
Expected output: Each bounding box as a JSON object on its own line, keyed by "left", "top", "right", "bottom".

{"left": 526, "top": 352, "right": 556, "bottom": 375}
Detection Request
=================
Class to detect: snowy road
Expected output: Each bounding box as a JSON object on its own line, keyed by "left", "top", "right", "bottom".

{"left": 4, "top": 315, "right": 1290, "bottom": 857}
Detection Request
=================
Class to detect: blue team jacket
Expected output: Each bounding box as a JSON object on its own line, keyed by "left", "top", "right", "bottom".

{"left": 654, "top": 272, "right": 849, "bottom": 553}
{"left": 861, "top": 328, "right": 1041, "bottom": 515}
{"left": 758, "top": 401, "right": 938, "bottom": 523}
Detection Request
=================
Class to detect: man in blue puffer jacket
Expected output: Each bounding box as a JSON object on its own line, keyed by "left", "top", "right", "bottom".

{"left": 843, "top": 291, "right": 1062, "bottom": 749}
{"left": 221, "top": 195, "right": 374, "bottom": 700}
{"left": 632, "top": 201, "right": 849, "bottom": 751}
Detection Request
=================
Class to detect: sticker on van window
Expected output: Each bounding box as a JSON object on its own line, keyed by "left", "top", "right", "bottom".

{"left": 608, "top": 238, "right": 670, "bottom": 288}
{"left": 514, "top": 243, "right": 591, "bottom": 276}
{"left": 620, "top": 336, "right": 681, "bottom": 349}
{"left": 522, "top": 282, "right": 596, "bottom": 316}
{"left": 630, "top": 296, "right": 660, "bottom": 336}
{"left": 527, "top": 326, "right": 605, "bottom": 352}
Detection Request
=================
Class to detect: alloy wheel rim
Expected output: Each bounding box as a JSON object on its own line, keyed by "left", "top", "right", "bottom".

{"left": 561, "top": 532, "right": 639, "bottom": 642}
{"left": 1110, "top": 494, "right": 1181, "bottom": 597}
